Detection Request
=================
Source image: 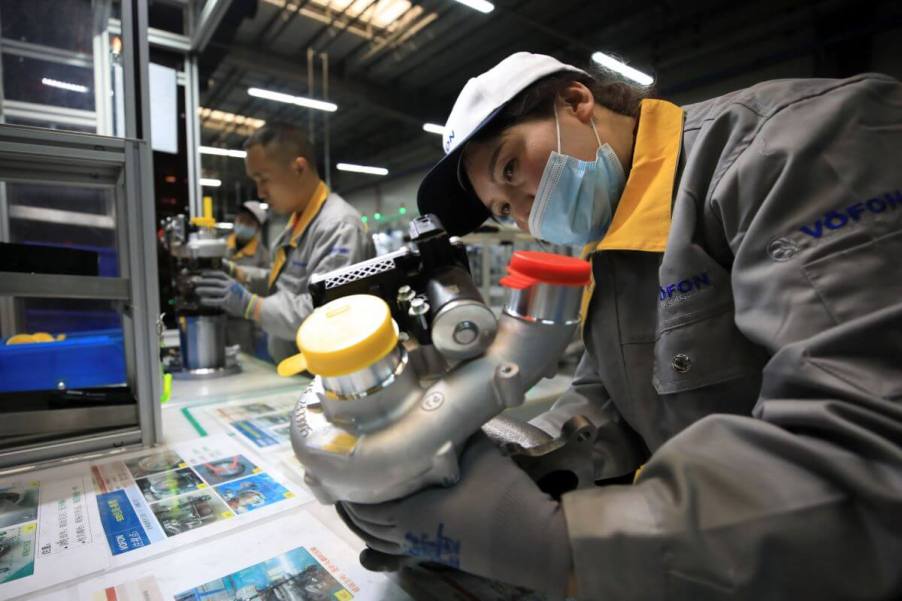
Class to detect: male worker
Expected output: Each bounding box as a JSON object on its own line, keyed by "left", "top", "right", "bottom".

{"left": 223, "top": 200, "right": 270, "bottom": 354}
{"left": 197, "top": 124, "right": 373, "bottom": 363}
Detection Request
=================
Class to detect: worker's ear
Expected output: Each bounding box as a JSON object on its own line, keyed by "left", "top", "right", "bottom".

{"left": 558, "top": 81, "right": 595, "bottom": 125}
{"left": 292, "top": 156, "right": 309, "bottom": 177}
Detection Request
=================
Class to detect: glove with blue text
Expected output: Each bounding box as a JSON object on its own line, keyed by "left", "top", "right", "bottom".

{"left": 337, "top": 432, "right": 572, "bottom": 598}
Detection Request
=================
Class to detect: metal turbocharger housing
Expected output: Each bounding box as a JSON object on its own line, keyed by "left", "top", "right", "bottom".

{"left": 290, "top": 250, "right": 590, "bottom": 504}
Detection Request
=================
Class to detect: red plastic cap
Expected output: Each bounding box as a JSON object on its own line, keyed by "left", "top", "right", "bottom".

{"left": 499, "top": 251, "right": 591, "bottom": 290}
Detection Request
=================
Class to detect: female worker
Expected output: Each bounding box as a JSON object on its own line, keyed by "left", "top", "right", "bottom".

{"left": 340, "top": 52, "right": 902, "bottom": 599}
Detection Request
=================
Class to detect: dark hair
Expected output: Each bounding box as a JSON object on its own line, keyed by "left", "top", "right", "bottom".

{"left": 471, "top": 63, "right": 653, "bottom": 145}
{"left": 244, "top": 123, "right": 318, "bottom": 175}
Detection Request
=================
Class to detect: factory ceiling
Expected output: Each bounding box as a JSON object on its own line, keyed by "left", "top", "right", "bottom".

{"left": 194, "top": 0, "right": 901, "bottom": 194}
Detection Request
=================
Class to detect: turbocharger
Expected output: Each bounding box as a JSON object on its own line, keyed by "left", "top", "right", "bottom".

{"left": 284, "top": 215, "right": 591, "bottom": 504}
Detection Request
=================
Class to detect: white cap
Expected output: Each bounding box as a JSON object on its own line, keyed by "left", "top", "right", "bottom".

{"left": 418, "top": 52, "right": 585, "bottom": 235}
{"left": 241, "top": 200, "right": 268, "bottom": 225}
{"left": 441, "top": 52, "right": 585, "bottom": 155}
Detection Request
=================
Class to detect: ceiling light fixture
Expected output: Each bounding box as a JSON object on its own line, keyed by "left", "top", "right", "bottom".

{"left": 248, "top": 87, "right": 338, "bottom": 112}
{"left": 336, "top": 163, "right": 389, "bottom": 176}
{"left": 453, "top": 0, "right": 494, "bottom": 14}
{"left": 200, "top": 178, "right": 222, "bottom": 187}
{"left": 591, "top": 51, "right": 654, "bottom": 86}
{"left": 200, "top": 146, "right": 247, "bottom": 158}
{"left": 422, "top": 123, "right": 446, "bottom": 135}
{"left": 41, "top": 77, "right": 89, "bottom": 93}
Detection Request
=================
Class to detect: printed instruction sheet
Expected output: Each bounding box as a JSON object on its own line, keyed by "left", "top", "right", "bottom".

{"left": 91, "top": 434, "right": 311, "bottom": 565}
{"left": 203, "top": 393, "right": 299, "bottom": 450}
{"left": 49, "top": 508, "right": 413, "bottom": 601}
{"left": 0, "top": 467, "right": 109, "bottom": 599}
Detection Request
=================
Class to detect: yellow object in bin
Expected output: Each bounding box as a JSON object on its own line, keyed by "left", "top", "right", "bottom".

{"left": 6, "top": 332, "right": 65, "bottom": 345}
{"left": 278, "top": 294, "right": 397, "bottom": 378}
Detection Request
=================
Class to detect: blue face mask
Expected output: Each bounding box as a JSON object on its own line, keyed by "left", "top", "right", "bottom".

{"left": 234, "top": 223, "right": 257, "bottom": 244}
{"left": 527, "top": 107, "right": 626, "bottom": 245}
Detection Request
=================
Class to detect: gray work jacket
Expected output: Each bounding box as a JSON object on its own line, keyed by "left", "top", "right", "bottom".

{"left": 244, "top": 187, "right": 374, "bottom": 363}
{"left": 533, "top": 74, "right": 902, "bottom": 599}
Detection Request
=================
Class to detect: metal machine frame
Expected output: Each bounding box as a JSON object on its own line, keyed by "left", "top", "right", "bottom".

{"left": 0, "top": 0, "right": 162, "bottom": 471}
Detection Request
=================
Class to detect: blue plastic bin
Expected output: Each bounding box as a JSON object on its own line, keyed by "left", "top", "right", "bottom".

{"left": 0, "top": 329, "right": 127, "bottom": 393}
{"left": 24, "top": 308, "right": 121, "bottom": 333}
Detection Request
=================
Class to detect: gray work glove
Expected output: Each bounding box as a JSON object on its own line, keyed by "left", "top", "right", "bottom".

{"left": 337, "top": 433, "right": 572, "bottom": 598}
{"left": 195, "top": 270, "right": 257, "bottom": 319}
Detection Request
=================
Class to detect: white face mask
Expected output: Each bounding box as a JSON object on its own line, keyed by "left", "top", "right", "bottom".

{"left": 527, "top": 106, "right": 626, "bottom": 245}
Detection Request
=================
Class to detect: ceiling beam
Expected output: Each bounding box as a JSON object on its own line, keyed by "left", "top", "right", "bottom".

{"left": 192, "top": 0, "right": 234, "bottom": 52}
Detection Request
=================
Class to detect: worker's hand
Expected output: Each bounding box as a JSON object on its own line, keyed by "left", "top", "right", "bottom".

{"left": 195, "top": 270, "right": 257, "bottom": 319}
{"left": 337, "top": 433, "right": 572, "bottom": 597}
{"left": 222, "top": 259, "right": 248, "bottom": 284}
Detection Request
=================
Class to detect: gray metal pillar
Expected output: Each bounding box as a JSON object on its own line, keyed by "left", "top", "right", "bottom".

{"left": 185, "top": 56, "right": 203, "bottom": 218}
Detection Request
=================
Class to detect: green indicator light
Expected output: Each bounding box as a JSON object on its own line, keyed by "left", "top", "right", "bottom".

{"left": 374, "top": 212, "right": 382, "bottom": 221}
{"left": 399, "top": 207, "right": 407, "bottom": 215}
{"left": 361, "top": 216, "right": 368, "bottom": 223}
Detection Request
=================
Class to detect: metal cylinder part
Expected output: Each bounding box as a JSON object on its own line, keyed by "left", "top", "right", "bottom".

{"left": 407, "top": 296, "right": 431, "bottom": 342}
{"left": 321, "top": 346, "right": 403, "bottom": 399}
{"left": 292, "top": 309, "right": 579, "bottom": 504}
{"left": 505, "top": 282, "right": 583, "bottom": 324}
{"left": 178, "top": 313, "right": 226, "bottom": 370}
{"left": 317, "top": 348, "right": 420, "bottom": 435}
{"left": 431, "top": 299, "right": 497, "bottom": 360}
{"left": 396, "top": 285, "right": 415, "bottom": 307}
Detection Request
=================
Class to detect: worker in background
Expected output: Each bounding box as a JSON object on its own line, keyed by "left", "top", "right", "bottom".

{"left": 196, "top": 124, "right": 374, "bottom": 363}
{"left": 339, "top": 53, "right": 902, "bottom": 599}
{"left": 223, "top": 200, "right": 270, "bottom": 355}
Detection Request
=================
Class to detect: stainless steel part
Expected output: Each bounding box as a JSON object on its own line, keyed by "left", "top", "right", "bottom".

{"left": 407, "top": 296, "right": 430, "bottom": 336}
{"left": 430, "top": 299, "right": 497, "bottom": 361}
{"left": 321, "top": 347, "right": 403, "bottom": 401}
{"left": 170, "top": 363, "right": 241, "bottom": 380}
{"left": 320, "top": 349, "right": 420, "bottom": 435}
{"left": 170, "top": 344, "right": 241, "bottom": 380}
{"left": 292, "top": 307, "right": 579, "bottom": 504}
{"left": 172, "top": 232, "right": 228, "bottom": 260}
{"left": 178, "top": 314, "right": 226, "bottom": 370}
{"left": 161, "top": 216, "right": 229, "bottom": 260}
{"left": 506, "top": 282, "right": 583, "bottom": 324}
{"left": 396, "top": 285, "right": 415, "bottom": 305}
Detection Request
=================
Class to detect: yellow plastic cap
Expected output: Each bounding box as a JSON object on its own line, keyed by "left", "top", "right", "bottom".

{"left": 296, "top": 294, "right": 397, "bottom": 377}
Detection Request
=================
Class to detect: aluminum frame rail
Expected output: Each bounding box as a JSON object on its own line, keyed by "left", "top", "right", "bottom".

{"left": 0, "top": 124, "right": 161, "bottom": 471}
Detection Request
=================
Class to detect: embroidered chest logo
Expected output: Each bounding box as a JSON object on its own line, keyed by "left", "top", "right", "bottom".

{"left": 659, "top": 272, "right": 712, "bottom": 302}
{"left": 799, "top": 190, "right": 902, "bottom": 239}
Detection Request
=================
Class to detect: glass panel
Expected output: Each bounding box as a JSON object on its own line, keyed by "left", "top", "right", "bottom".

{"left": 6, "top": 183, "right": 119, "bottom": 278}
{"left": 0, "top": 0, "right": 94, "bottom": 54}
{"left": 0, "top": 0, "right": 131, "bottom": 137}
{"left": 0, "top": 296, "right": 136, "bottom": 451}
{"left": 149, "top": 0, "right": 185, "bottom": 34}
{"left": 2, "top": 54, "right": 95, "bottom": 111}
